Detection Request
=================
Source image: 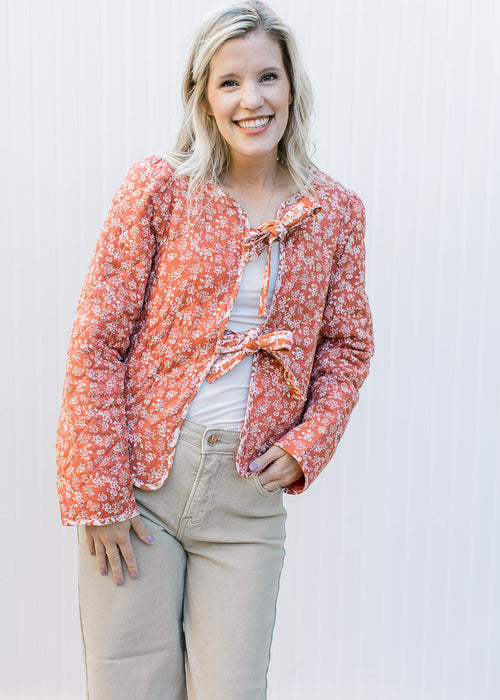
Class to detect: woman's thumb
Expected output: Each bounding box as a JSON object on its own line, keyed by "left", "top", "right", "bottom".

{"left": 131, "top": 515, "right": 155, "bottom": 544}
{"left": 249, "top": 446, "right": 282, "bottom": 473}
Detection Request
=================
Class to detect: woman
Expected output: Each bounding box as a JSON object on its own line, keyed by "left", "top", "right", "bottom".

{"left": 56, "top": 1, "right": 374, "bottom": 698}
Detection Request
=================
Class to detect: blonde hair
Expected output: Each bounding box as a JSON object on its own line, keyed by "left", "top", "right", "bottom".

{"left": 163, "top": 0, "right": 315, "bottom": 197}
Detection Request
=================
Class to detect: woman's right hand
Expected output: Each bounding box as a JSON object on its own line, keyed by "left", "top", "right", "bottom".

{"left": 85, "top": 515, "right": 155, "bottom": 586}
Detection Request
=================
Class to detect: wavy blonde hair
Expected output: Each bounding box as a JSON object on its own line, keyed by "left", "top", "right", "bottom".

{"left": 162, "top": 0, "right": 315, "bottom": 197}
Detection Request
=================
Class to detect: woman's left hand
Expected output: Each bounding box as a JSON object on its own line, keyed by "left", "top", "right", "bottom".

{"left": 250, "top": 446, "right": 304, "bottom": 492}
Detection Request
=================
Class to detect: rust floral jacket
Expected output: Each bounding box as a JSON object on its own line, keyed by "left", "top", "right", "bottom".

{"left": 56, "top": 155, "right": 374, "bottom": 526}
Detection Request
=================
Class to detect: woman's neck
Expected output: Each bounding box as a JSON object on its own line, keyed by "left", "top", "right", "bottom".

{"left": 220, "top": 154, "right": 298, "bottom": 229}
{"left": 222, "top": 153, "right": 280, "bottom": 196}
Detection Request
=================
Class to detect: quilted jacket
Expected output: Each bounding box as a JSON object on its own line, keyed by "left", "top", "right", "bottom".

{"left": 56, "top": 155, "right": 374, "bottom": 526}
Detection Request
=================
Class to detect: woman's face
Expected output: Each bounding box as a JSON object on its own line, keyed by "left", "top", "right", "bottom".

{"left": 205, "top": 31, "right": 292, "bottom": 166}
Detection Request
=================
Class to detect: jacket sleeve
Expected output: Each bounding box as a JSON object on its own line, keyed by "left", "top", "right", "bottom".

{"left": 275, "top": 190, "right": 374, "bottom": 494}
{"left": 56, "top": 157, "right": 171, "bottom": 525}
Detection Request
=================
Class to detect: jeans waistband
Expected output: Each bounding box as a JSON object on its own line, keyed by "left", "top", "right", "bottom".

{"left": 179, "top": 419, "right": 241, "bottom": 454}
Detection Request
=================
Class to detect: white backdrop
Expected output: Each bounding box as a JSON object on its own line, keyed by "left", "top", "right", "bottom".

{"left": 1, "top": 0, "right": 499, "bottom": 698}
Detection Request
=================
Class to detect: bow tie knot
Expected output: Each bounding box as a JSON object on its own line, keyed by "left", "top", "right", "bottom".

{"left": 241, "top": 197, "right": 320, "bottom": 317}
{"left": 243, "top": 220, "right": 287, "bottom": 260}
{"left": 206, "top": 327, "right": 304, "bottom": 399}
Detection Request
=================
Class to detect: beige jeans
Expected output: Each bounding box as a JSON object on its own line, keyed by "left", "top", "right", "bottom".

{"left": 78, "top": 419, "right": 287, "bottom": 700}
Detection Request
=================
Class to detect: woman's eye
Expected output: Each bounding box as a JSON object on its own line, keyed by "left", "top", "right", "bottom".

{"left": 220, "top": 79, "right": 238, "bottom": 88}
{"left": 261, "top": 73, "right": 278, "bottom": 82}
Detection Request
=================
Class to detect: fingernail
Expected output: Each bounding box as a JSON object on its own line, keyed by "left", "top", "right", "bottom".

{"left": 116, "top": 579, "right": 123, "bottom": 586}
{"left": 90, "top": 551, "right": 96, "bottom": 556}
{"left": 147, "top": 534, "right": 155, "bottom": 544}
{"left": 131, "top": 572, "right": 138, "bottom": 580}
{"left": 100, "top": 569, "right": 107, "bottom": 576}
{"left": 249, "top": 460, "right": 259, "bottom": 472}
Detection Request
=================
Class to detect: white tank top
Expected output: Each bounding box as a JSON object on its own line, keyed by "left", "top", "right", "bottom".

{"left": 185, "top": 240, "right": 280, "bottom": 429}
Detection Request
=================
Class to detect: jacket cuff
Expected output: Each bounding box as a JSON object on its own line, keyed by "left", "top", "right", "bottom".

{"left": 58, "top": 465, "right": 139, "bottom": 526}
{"left": 275, "top": 432, "right": 316, "bottom": 495}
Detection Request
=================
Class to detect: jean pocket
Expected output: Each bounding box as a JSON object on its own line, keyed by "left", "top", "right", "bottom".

{"left": 253, "top": 474, "right": 283, "bottom": 497}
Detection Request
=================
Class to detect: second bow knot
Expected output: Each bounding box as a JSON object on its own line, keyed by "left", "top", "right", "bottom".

{"left": 206, "top": 327, "right": 304, "bottom": 400}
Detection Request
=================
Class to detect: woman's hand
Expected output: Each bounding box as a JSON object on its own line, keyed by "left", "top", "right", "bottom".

{"left": 85, "top": 515, "right": 155, "bottom": 586}
{"left": 250, "top": 446, "right": 304, "bottom": 492}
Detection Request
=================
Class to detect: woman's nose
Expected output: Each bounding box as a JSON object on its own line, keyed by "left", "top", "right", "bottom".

{"left": 240, "top": 81, "right": 265, "bottom": 110}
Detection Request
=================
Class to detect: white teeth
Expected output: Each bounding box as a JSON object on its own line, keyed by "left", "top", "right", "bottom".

{"left": 237, "top": 117, "right": 271, "bottom": 129}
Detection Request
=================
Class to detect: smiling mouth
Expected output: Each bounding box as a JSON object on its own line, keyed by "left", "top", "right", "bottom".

{"left": 235, "top": 116, "right": 272, "bottom": 130}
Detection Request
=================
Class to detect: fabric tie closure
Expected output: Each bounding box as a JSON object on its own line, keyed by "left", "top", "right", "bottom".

{"left": 206, "top": 327, "right": 305, "bottom": 400}
{"left": 243, "top": 197, "right": 321, "bottom": 317}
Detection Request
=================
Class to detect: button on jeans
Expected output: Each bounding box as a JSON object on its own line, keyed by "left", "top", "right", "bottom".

{"left": 78, "top": 419, "right": 287, "bottom": 700}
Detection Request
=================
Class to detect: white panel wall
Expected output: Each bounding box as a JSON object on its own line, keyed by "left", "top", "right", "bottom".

{"left": 2, "top": 0, "right": 499, "bottom": 698}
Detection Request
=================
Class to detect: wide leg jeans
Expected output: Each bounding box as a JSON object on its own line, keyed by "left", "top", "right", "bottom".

{"left": 77, "top": 419, "right": 287, "bottom": 700}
